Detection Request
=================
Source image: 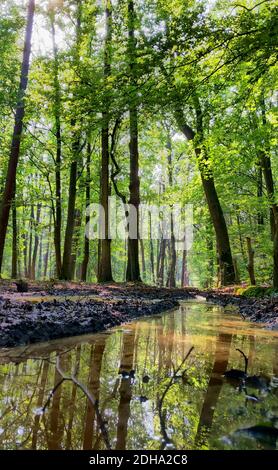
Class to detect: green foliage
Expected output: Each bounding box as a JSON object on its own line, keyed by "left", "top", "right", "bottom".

{"left": 236, "top": 286, "right": 278, "bottom": 298}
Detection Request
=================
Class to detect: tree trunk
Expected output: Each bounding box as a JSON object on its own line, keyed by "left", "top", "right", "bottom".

{"left": 98, "top": 0, "right": 113, "bottom": 282}
{"left": 61, "top": 158, "right": 78, "bottom": 280}
{"left": 175, "top": 101, "right": 235, "bottom": 286}
{"left": 166, "top": 131, "right": 176, "bottom": 288}
{"left": 181, "top": 249, "right": 189, "bottom": 287}
{"left": 50, "top": 12, "right": 62, "bottom": 278}
{"left": 233, "top": 257, "right": 240, "bottom": 284}
{"left": 11, "top": 196, "right": 17, "bottom": 279}
{"left": 60, "top": 3, "right": 82, "bottom": 280}
{"left": 70, "top": 208, "right": 81, "bottom": 279}
{"left": 0, "top": 0, "right": 35, "bottom": 274}
{"left": 149, "top": 212, "right": 155, "bottom": 284}
{"left": 81, "top": 140, "right": 91, "bottom": 281}
{"left": 43, "top": 210, "right": 52, "bottom": 279}
{"left": 157, "top": 238, "right": 166, "bottom": 287}
{"left": 257, "top": 166, "right": 264, "bottom": 226}
{"left": 259, "top": 96, "right": 278, "bottom": 288}
{"left": 139, "top": 238, "right": 146, "bottom": 281}
{"left": 126, "top": 0, "right": 141, "bottom": 282}
{"left": 30, "top": 203, "right": 41, "bottom": 280}
{"left": 28, "top": 204, "right": 34, "bottom": 278}
{"left": 246, "top": 237, "right": 256, "bottom": 285}
{"left": 38, "top": 233, "right": 43, "bottom": 279}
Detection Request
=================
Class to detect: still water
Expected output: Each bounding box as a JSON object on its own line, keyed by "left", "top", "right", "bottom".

{"left": 0, "top": 300, "right": 277, "bottom": 450}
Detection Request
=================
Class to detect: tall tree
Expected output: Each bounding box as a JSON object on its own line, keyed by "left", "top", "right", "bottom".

{"left": 98, "top": 0, "right": 113, "bottom": 282}
{"left": 0, "top": 0, "right": 35, "bottom": 274}
{"left": 126, "top": 0, "right": 141, "bottom": 282}
{"left": 60, "top": 0, "right": 82, "bottom": 280}
{"left": 49, "top": 7, "right": 62, "bottom": 278}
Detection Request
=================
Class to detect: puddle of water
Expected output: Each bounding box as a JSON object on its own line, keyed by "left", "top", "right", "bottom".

{"left": 0, "top": 301, "right": 277, "bottom": 450}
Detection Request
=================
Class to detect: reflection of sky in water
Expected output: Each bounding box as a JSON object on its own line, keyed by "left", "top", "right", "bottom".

{"left": 0, "top": 301, "right": 277, "bottom": 450}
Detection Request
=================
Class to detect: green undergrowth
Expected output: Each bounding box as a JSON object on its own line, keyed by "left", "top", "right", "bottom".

{"left": 236, "top": 286, "right": 278, "bottom": 298}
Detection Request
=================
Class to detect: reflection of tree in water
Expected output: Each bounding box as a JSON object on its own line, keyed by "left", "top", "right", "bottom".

{"left": 65, "top": 346, "right": 81, "bottom": 449}
{"left": 31, "top": 359, "right": 49, "bottom": 449}
{"left": 82, "top": 338, "right": 107, "bottom": 450}
{"left": 1, "top": 305, "right": 278, "bottom": 450}
{"left": 116, "top": 327, "right": 137, "bottom": 450}
{"left": 47, "top": 354, "right": 66, "bottom": 449}
{"left": 195, "top": 332, "right": 232, "bottom": 448}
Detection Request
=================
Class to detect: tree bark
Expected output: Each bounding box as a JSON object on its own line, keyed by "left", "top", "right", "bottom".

{"left": 30, "top": 203, "right": 42, "bottom": 279}
{"left": 60, "top": 3, "right": 82, "bottom": 280}
{"left": 166, "top": 131, "right": 176, "bottom": 287}
{"left": 70, "top": 208, "right": 81, "bottom": 279}
{"left": 61, "top": 158, "right": 78, "bottom": 280}
{"left": 126, "top": 0, "right": 141, "bottom": 282}
{"left": 181, "top": 249, "right": 189, "bottom": 287}
{"left": 28, "top": 204, "right": 34, "bottom": 278}
{"left": 50, "top": 12, "right": 62, "bottom": 278}
{"left": 81, "top": 140, "right": 91, "bottom": 281}
{"left": 149, "top": 212, "right": 155, "bottom": 284}
{"left": 246, "top": 237, "right": 256, "bottom": 285}
{"left": 0, "top": 0, "right": 35, "bottom": 274}
{"left": 11, "top": 195, "right": 17, "bottom": 279}
{"left": 259, "top": 96, "right": 278, "bottom": 288}
{"left": 98, "top": 0, "right": 113, "bottom": 282}
{"left": 175, "top": 100, "right": 235, "bottom": 286}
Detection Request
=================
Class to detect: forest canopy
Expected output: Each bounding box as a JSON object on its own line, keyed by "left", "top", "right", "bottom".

{"left": 0, "top": 0, "right": 277, "bottom": 288}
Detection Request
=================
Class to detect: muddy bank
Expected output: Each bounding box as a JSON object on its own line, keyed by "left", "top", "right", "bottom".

{"left": 0, "top": 283, "right": 197, "bottom": 347}
{"left": 1, "top": 280, "right": 278, "bottom": 348}
{"left": 203, "top": 291, "right": 278, "bottom": 329}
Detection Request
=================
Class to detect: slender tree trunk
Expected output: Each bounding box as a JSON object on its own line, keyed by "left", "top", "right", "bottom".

{"left": 98, "top": 0, "right": 113, "bottom": 282}
{"left": 50, "top": 12, "right": 62, "bottom": 278}
{"left": 246, "top": 237, "right": 256, "bottom": 285}
{"left": 233, "top": 257, "right": 240, "bottom": 284}
{"left": 28, "top": 204, "right": 34, "bottom": 278}
{"left": 70, "top": 208, "right": 81, "bottom": 279}
{"left": 61, "top": 158, "right": 78, "bottom": 280}
{"left": 43, "top": 211, "right": 52, "bottom": 278}
{"left": 149, "top": 212, "right": 155, "bottom": 284}
{"left": 60, "top": 2, "right": 82, "bottom": 280}
{"left": 259, "top": 96, "right": 278, "bottom": 288}
{"left": 30, "top": 203, "right": 41, "bottom": 280}
{"left": 157, "top": 238, "right": 166, "bottom": 287}
{"left": 257, "top": 166, "right": 264, "bottom": 226}
{"left": 38, "top": 233, "right": 43, "bottom": 279}
{"left": 181, "top": 249, "right": 189, "bottom": 287}
{"left": 165, "top": 132, "right": 176, "bottom": 287}
{"left": 126, "top": 0, "right": 141, "bottom": 282}
{"left": 175, "top": 101, "right": 235, "bottom": 286}
{"left": 81, "top": 141, "right": 91, "bottom": 281}
{"left": 139, "top": 238, "right": 146, "bottom": 281}
{"left": 0, "top": 0, "right": 35, "bottom": 274}
{"left": 11, "top": 195, "right": 17, "bottom": 279}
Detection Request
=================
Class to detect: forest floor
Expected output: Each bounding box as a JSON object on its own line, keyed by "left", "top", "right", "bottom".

{"left": 0, "top": 281, "right": 277, "bottom": 348}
